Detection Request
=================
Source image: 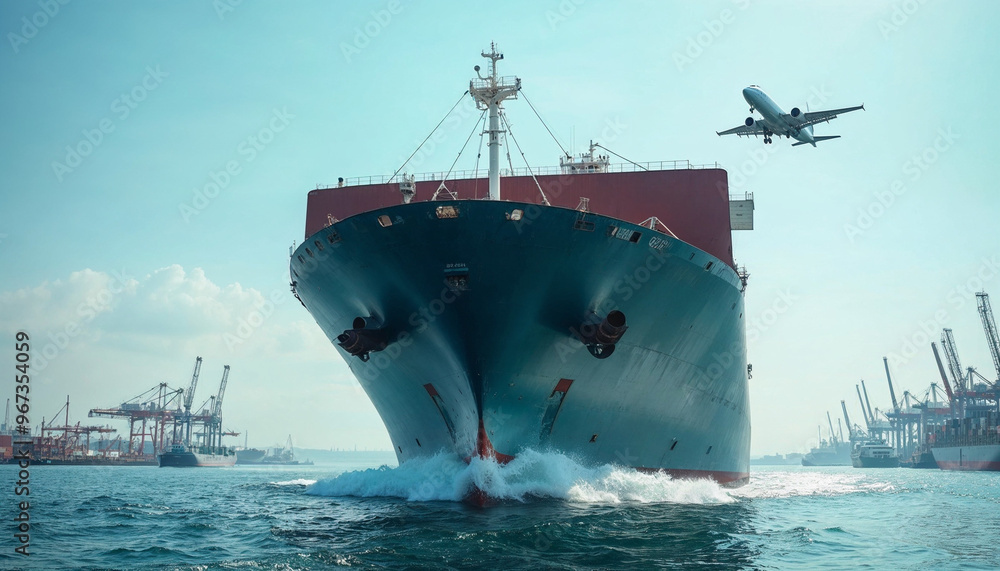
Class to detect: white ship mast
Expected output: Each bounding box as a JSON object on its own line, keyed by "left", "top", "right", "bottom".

{"left": 469, "top": 43, "right": 520, "bottom": 201}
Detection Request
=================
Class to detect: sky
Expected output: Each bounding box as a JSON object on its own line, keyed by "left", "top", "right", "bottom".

{"left": 1, "top": 0, "right": 999, "bottom": 456}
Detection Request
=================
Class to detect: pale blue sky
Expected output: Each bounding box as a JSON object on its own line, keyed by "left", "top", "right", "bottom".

{"left": 2, "top": 1, "right": 999, "bottom": 454}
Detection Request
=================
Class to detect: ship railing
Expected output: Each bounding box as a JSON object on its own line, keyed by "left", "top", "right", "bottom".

{"left": 323, "top": 160, "right": 722, "bottom": 189}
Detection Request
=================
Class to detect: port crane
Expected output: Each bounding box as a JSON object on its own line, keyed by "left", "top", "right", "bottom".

{"left": 89, "top": 382, "right": 185, "bottom": 456}
{"left": 856, "top": 384, "right": 871, "bottom": 433}
{"left": 861, "top": 380, "right": 876, "bottom": 427}
{"left": 931, "top": 342, "right": 956, "bottom": 405}
{"left": 941, "top": 329, "right": 966, "bottom": 393}
{"left": 826, "top": 411, "right": 838, "bottom": 447}
{"left": 182, "top": 356, "right": 203, "bottom": 447}
{"left": 841, "top": 399, "right": 862, "bottom": 442}
{"left": 206, "top": 365, "right": 230, "bottom": 451}
{"left": 976, "top": 291, "right": 1000, "bottom": 385}
{"left": 40, "top": 396, "right": 116, "bottom": 460}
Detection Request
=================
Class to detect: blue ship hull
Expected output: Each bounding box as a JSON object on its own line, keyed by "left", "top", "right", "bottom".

{"left": 291, "top": 200, "right": 750, "bottom": 483}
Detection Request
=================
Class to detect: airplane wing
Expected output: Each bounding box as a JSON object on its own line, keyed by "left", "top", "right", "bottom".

{"left": 716, "top": 123, "right": 768, "bottom": 138}
{"left": 782, "top": 104, "right": 865, "bottom": 129}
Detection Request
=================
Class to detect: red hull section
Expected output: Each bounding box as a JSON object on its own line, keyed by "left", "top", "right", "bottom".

{"left": 305, "top": 169, "right": 735, "bottom": 267}
{"left": 935, "top": 461, "right": 1000, "bottom": 471}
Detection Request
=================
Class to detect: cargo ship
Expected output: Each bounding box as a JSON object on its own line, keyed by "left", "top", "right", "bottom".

{"left": 158, "top": 444, "right": 236, "bottom": 467}
{"left": 930, "top": 415, "right": 1000, "bottom": 471}
{"left": 290, "top": 46, "right": 753, "bottom": 487}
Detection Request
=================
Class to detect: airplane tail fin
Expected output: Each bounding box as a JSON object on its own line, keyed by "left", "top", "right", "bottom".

{"left": 792, "top": 135, "right": 841, "bottom": 147}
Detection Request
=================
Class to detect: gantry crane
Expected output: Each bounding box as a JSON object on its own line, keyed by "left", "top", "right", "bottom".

{"left": 931, "top": 341, "right": 956, "bottom": 404}
{"left": 183, "top": 356, "right": 203, "bottom": 446}
{"left": 941, "top": 329, "right": 966, "bottom": 392}
{"left": 977, "top": 291, "right": 1000, "bottom": 385}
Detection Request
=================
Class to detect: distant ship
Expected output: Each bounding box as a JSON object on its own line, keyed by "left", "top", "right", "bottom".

{"left": 290, "top": 45, "right": 754, "bottom": 488}
{"left": 238, "top": 436, "right": 313, "bottom": 466}
{"left": 851, "top": 440, "right": 899, "bottom": 468}
{"left": 158, "top": 444, "right": 236, "bottom": 467}
{"left": 802, "top": 440, "right": 851, "bottom": 466}
{"left": 236, "top": 448, "right": 267, "bottom": 464}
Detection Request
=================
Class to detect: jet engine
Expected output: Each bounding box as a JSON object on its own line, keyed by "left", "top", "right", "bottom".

{"left": 744, "top": 117, "right": 755, "bottom": 127}
{"left": 790, "top": 107, "right": 802, "bottom": 118}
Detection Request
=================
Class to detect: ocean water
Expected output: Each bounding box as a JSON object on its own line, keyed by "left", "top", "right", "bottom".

{"left": 1, "top": 451, "right": 998, "bottom": 570}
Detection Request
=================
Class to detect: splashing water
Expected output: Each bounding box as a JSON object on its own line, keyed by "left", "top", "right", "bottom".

{"left": 271, "top": 478, "right": 318, "bottom": 486}
{"left": 306, "top": 449, "right": 735, "bottom": 504}
{"left": 732, "top": 468, "right": 896, "bottom": 500}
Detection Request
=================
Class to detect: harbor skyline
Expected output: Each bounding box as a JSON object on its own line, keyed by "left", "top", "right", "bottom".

{"left": 2, "top": 1, "right": 999, "bottom": 454}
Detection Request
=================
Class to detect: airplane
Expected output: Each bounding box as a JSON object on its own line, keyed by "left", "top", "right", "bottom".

{"left": 717, "top": 85, "right": 864, "bottom": 147}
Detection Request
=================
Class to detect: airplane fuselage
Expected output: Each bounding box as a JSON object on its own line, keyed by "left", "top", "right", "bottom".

{"left": 743, "top": 86, "right": 815, "bottom": 145}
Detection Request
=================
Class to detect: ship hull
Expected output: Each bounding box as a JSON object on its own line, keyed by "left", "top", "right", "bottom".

{"left": 852, "top": 456, "right": 900, "bottom": 468}
{"left": 158, "top": 451, "right": 236, "bottom": 467}
{"left": 931, "top": 445, "right": 1000, "bottom": 471}
{"left": 292, "top": 200, "right": 750, "bottom": 483}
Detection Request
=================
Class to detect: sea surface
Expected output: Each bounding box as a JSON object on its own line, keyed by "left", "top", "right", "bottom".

{"left": 1, "top": 451, "right": 998, "bottom": 570}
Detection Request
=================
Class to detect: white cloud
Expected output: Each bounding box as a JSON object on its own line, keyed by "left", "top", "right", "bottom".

{"left": 0, "top": 265, "right": 390, "bottom": 450}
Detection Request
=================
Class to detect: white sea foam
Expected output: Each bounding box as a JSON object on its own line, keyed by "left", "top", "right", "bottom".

{"left": 271, "top": 478, "right": 317, "bottom": 486}
{"left": 306, "top": 449, "right": 735, "bottom": 504}
{"left": 732, "top": 469, "right": 895, "bottom": 499}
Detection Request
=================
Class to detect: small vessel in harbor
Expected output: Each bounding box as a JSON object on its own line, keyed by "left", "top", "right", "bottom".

{"left": 851, "top": 440, "right": 900, "bottom": 468}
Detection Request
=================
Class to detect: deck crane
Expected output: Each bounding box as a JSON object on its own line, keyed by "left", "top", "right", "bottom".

{"left": 976, "top": 292, "right": 1000, "bottom": 384}
{"left": 826, "top": 411, "right": 838, "bottom": 445}
{"left": 931, "top": 342, "right": 956, "bottom": 403}
{"left": 883, "top": 357, "right": 900, "bottom": 413}
{"left": 183, "top": 356, "right": 203, "bottom": 446}
{"left": 941, "top": 329, "right": 966, "bottom": 392}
